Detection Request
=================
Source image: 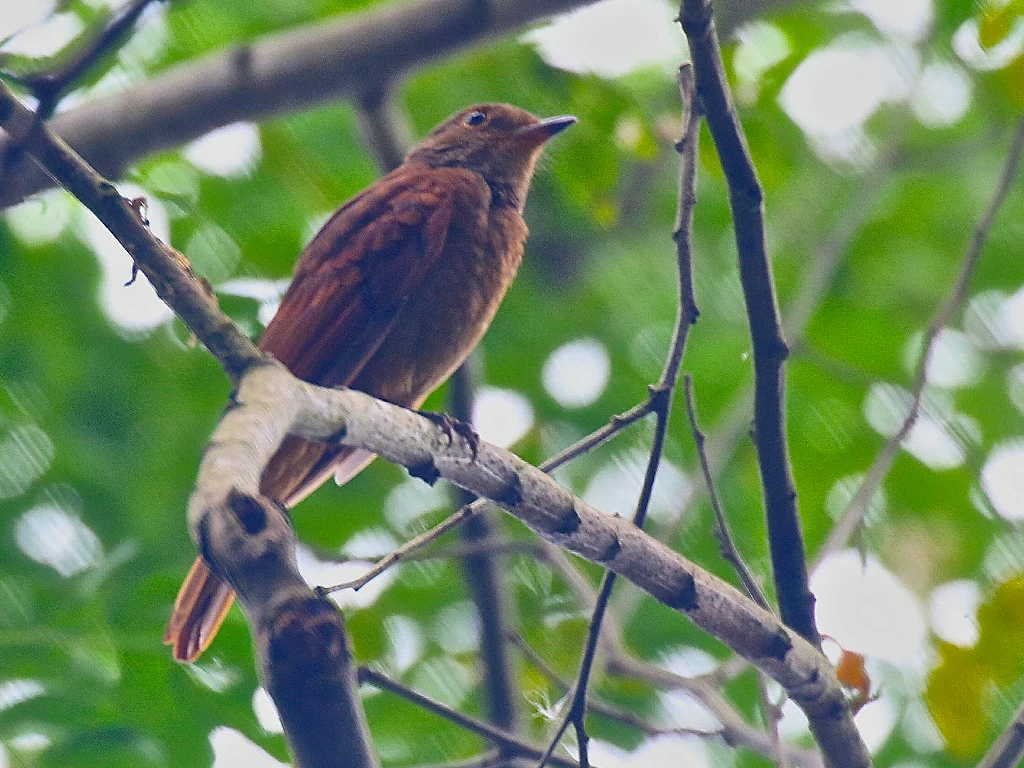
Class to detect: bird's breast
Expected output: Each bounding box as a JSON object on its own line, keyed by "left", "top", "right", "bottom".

{"left": 351, "top": 205, "right": 527, "bottom": 406}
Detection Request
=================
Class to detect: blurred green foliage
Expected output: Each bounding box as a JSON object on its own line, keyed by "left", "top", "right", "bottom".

{"left": 1, "top": 0, "right": 1024, "bottom": 766}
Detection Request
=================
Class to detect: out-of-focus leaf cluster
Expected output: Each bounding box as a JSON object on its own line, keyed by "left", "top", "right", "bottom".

{"left": 2, "top": 0, "right": 1024, "bottom": 765}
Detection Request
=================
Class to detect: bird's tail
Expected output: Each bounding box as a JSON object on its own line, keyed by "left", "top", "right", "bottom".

{"left": 163, "top": 557, "right": 235, "bottom": 662}
{"left": 164, "top": 440, "right": 375, "bottom": 662}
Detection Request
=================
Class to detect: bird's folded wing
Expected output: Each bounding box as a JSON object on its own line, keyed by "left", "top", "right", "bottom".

{"left": 256, "top": 165, "right": 490, "bottom": 503}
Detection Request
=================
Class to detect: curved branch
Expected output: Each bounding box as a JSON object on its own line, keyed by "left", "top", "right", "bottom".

{"left": 0, "top": 0, "right": 593, "bottom": 207}
{"left": 0, "top": 0, "right": 806, "bottom": 209}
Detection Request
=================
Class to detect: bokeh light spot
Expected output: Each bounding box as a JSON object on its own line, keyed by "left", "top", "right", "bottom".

{"left": 582, "top": 450, "right": 690, "bottom": 523}
{"left": 524, "top": 0, "right": 680, "bottom": 78}
{"left": 981, "top": 439, "right": 1024, "bottom": 520}
{"left": 812, "top": 550, "right": 927, "bottom": 665}
{"left": 184, "top": 122, "right": 262, "bottom": 178}
{"left": 472, "top": 386, "right": 534, "bottom": 448}
{"left": 928, "top": 579, "right": 980, "bottom": 647}
{"left": 542, "top": 337, "right": 611, "bottom": 408}
{"left": 15, "top": 504, "right": 102, "bottom": 577}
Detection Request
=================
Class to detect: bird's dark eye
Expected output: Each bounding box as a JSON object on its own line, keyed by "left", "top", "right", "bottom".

{"left": 464, "top": 110, "right": 488, "bottom": 127}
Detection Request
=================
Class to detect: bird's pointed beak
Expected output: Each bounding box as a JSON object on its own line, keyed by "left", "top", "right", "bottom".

{"left": 515, "top": 115, "right": 577, "bottom": 144}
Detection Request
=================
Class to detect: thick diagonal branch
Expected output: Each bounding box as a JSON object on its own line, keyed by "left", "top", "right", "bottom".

{"left": 195, "top": 358, "right": 867, "bottom": 768}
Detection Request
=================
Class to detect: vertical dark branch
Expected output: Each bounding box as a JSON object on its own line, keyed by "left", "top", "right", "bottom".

{"left": 678, "top": 0, "right": 819, "bottom": 647}
{"left": 449, "top": 358, "right": 523, "bottom": 736}
{"left": 260, "top": 598, "right": 380, "bottom": 768}
{"left": 684, "top": 375, "right": 770, "bottom": 612}
{"left": 356, "top": 88, "right": 414, "bottom": 172}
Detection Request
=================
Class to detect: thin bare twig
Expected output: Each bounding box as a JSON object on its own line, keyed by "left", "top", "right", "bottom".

{"left": 508, "top": 631, "right": 720, "bottom": 740}
{"left": 358, "top": 667, "right": 584, "bottom": 768}
{"left": 14, "top": 0, "right": 164, "bottom": 120}
{"left": 756, "top": 673, "right": 788, "bottom": 768}
{"left": 684, "top": 375, "right": 770, "bottom": 612}
{"left": 815, "top": 115, "right": 1024, "bottom": 569}
{"left": 320, "top": 388, "right": 679, "bottom": 595}
{"left": 536, "top": 64, "right": 702, "bottom": 768}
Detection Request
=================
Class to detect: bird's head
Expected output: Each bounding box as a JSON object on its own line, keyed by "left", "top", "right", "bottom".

{"left": 406, "top": 103, "right": 576, "bottom": 208}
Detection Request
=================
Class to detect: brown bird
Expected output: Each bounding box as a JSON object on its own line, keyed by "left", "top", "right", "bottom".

{"left": 164, "top": 103, "right": 575, "bottom": 662}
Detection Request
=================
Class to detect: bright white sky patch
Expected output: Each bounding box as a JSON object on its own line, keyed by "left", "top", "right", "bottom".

{"left": 184, "top": 122, "right": 262, "bottom": 178}
{"left": 733, "top": 21, "right": 791, "bottom": 102}
{"left": 211, "top": 727, "right": 287, "bottom": 768}
{"left": 0, "top": 3, "right": 55, "bottom": 41}
{"left": 849, "top": 0, "right": 933, "bottom": 43}
{"left": 472, "top": 386, "right": 534, "bottom": 448}
{"left": 82, "top": 182, "right": 174, "bottom": 335}
{"left": 383, "top": 476, "right": 449, "bottom": 533}
{"left": 6, "top": 732, "right": 50, "bottom": 754}
{"left": 524, "top": 0, "right": 680, "bottom": 78}
{"left": 928, "top": 579, "right": 980, "bottom": 647}
{"left": 15, "top": 504, "right": 102, "bottom": 577}
{"left": 0, "top": 679, "right": 45, "bottom": 713}
{"left": 912, "top": 60, "right": 972, "bottom": 128}
{"left": 982, "top": 439, "right": 1024, "bottom": 520}
{"left": 1002, "top": 285, "right": 1024, "bottom": 348}
{"left": 863, "top": 383, "right": 975, "bottom": 470}
{"left": 431, "top": 601, "right": 481, "bottom": 655}
{"left": 812, "top": 550, "right": 927, "bottom": 666}
{"left": 294, "top": 544, "right": 394, "bottom": 610}
{"left": 964, "top": 290, "right": 1018, "bottom": 349}
{"left": 780, "top": 36, "right": 914, "bottom": 135}
{"left": 218, "top": 277, "right": 290, "bottom": 327}
{"left": 779, "top": 35, "right": 919, "bottom": 164}
{"left": 542, "top": 338, "right": 611, "bottom": 408}
{"left": 656, "top": 647, "right": 721, "bottom": 732}
{"left": 0, "top": 9, "right": 80, "bottom": 57}
{"left": 954, "top": 15, "right": 1024, "bottom": 71}
{"left": 589, "top": 734, "right": 711, "bottom": 768}
{"left": 384, "top": 614, "right": 424, "bottom": 673}
{"left": 342, "top": 528, "right": 399, "bottom": 560}
{"left": 905, "top": 328, "right": 986, "bottom": 389}
{"left": 582, "top": 450, "right": 690, "bottom": 523}
{"left": 252, "top": 688, "right": 283, "bottom": 734}
{"left": 4, "top": 191, "right": 73, "bottom": 247}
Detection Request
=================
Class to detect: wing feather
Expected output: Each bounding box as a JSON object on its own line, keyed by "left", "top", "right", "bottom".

{"left": 256, "top": 165, "right": 489, "bottom": 503}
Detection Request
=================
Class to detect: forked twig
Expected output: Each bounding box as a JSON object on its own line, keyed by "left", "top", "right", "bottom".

{"left": 684, "top": 375, "right": 770, "bottom": 612}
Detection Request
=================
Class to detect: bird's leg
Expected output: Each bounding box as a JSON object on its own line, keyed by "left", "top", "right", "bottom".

{"left": 417, "top": 409, "right": 480, "bottom": 460}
